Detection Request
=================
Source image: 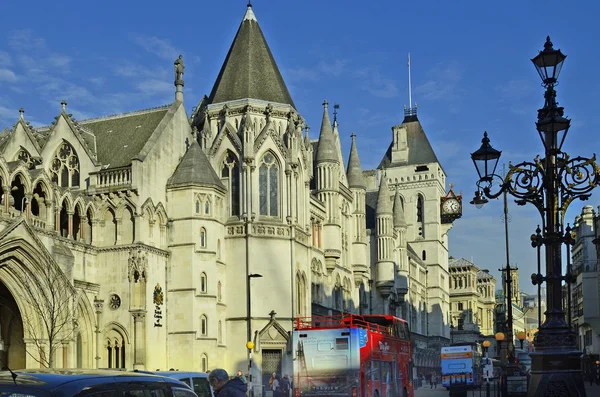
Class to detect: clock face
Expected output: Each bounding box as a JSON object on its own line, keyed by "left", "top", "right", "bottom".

{"left": 443, "top": 199, "right": 461, "bottom": 214}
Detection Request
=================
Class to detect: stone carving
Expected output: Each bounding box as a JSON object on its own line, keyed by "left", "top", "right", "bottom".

{"left": 128, "top": 248, "right": 148, "bottom": 283}
{"left": 153, "top": 283, "right": 164, "bottom": 327}
{"left": 174, "top": 55, "right": 184, "bottom": 82}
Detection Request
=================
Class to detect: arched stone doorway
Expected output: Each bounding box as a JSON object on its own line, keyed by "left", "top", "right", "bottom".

{"left": 0, "top": 280, "right": 26, "bottom": 369}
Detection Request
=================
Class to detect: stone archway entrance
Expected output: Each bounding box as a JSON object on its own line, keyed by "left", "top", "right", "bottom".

{"left": 0, "top": 280, "right": 26, "bottom": 369}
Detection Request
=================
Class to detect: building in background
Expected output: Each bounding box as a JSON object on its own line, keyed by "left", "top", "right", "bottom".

{"left": 570, "top": 205, "right": 600, "bottom": 373}
{"left": 448, "top": 258, "right": 496, "bottom": 345}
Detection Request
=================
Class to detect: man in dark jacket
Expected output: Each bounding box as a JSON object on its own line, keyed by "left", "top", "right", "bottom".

{"left": 209, "top": 369, "right": 248, "bottom": 397}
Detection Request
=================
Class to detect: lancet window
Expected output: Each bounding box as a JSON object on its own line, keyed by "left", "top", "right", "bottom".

{"left": 221, "top": 151, "right": 240, "bottom": 217}
{"left": 259, "top": 152, "right": 279, "bottom": 217}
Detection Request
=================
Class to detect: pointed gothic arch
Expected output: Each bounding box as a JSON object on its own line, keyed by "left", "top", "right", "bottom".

{"left": 416, "top": 194, "right": 425, "bottom": 238}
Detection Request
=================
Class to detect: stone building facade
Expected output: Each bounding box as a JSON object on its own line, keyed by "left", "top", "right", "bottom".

{"left": 448, "top": 258, "right": 496, "bottom": 339}
{"left": 0, "top": 3, "right": 455, "bottom": 385}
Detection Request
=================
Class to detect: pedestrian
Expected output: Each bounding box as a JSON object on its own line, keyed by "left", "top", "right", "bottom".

{"left": 433, "top": 373, "right": 438, "bottom": 388}
{"left": 237, "top": 370, "right": 247, "bottom": 384}
{"left": 269, "top": 372, "right": 277, "bottom": 391}
{"left": 271, "top": 373, "right": 280, "bottom": 397}
{"left": 280, "top": 374, "right": 291, "bottom": 397}
{"left": 209, "top": 369, "right": 248, "bottom": 397}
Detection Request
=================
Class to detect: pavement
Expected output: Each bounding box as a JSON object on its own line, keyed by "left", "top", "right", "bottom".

{"left": 413, "top": 382, "right": 600, "bottom": 396}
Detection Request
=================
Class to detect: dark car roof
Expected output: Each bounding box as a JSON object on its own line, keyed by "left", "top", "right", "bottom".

{"left": 143, "top": 371, "right": 209, "bottom": 378}
{"left": 0, "top": 368, "right": 186, "bottom": 390}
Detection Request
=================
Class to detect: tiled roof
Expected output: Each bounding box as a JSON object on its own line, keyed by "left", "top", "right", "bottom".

{"left": 167, "top": 140, "right": 225, "bottom": 190}
{"left": 207, "top": 5, "right": 295, "bottom": 108}
{"left": 79, "top": 106, "right": 170, "bottom": 168}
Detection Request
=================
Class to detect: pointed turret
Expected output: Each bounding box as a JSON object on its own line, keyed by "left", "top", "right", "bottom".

{"left": 315, "top": 100, "right": 338, "bottom": 164}
{"left": 393, "top": 188, "right": 406, "bottom": 228}
{"left": 167, "top": 140, "right": 225, "bottom": 191}
{"left": 347, "top": 133, "right": 366, "bottom": 189}
{"left": 207, "top": 3, "right": 295, "bottom": 108}
{"left": 376, "top": 173, "right": 392, "bottom": 215}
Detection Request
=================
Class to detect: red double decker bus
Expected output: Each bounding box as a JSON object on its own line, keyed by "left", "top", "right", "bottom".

{"left": 293, "top": 314, "right": 413, "bottom": 397}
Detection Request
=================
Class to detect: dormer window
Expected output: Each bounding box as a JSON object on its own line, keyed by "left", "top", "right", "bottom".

{"left": 16, "top": 149, "right": 35, "bottom": 170}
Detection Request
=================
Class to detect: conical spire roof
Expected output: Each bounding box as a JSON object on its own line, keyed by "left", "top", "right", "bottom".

{"left": 207, "top": 4, "right": 295, "bottom": 108}
{"left": 393, "top": 188, "right": 407, "bottom": 228}
{"left": 346, "top": 133, "right": 366, "bottom": 189}
{"left": 376, "top": 172, "right": 392, "bottom": 215}
{"left": 316, "top": 100, "right": 338, "bottom": 164}
{"left": 167, "top": 140, "right": 225, "bottom": 190}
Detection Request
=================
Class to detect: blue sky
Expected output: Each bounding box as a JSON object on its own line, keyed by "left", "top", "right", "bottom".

{"left": 1, "top": 0, "right": 599, "bottom": 294}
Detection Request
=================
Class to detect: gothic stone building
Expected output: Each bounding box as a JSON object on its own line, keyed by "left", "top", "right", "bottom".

{"left": 0, "top": 4, "right": 456, "bottom": 385}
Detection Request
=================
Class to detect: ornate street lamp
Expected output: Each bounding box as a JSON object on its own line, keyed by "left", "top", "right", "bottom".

{"left": 482, "top": 340, "right": 491, "bottom": 357}
{"left": 470, "top": 36, "right": 600, "bottom": 397}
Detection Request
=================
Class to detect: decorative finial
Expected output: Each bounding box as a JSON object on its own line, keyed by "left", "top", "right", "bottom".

{"left": 269, "top": 310, "right": 277, "bottom": 320}
{"left": 19, "top": 108, "right": 24, "bottom": 119}
{"left": 333, "top": 103, "right": 340, "bottom": 123}
{"left": 351, "top": 132, "right": 356, "bottom": 140}
{"left": 248, "top": 0, "right": 252, "bottom": 6}
{"left": 185, "top": 137, "right": 190, "bottom": 151}
{"left": 322, "top": 99, "right": 328, "bottom": 108}
{"left": 61, "top": 100, "right": 67, "bottom": 111}
{"left": 449, "top": 182, "right": 453, "bottom": 191}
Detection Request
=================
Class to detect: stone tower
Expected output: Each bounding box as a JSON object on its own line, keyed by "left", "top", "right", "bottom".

{"left": 315, "top": 100, "right": 342, "bottom": 273}
{"left": 375, "top": 172, "right": 395, "bottom": 312}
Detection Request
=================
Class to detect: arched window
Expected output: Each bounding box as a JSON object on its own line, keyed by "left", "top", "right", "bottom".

{"left": 16, "top": 148, "right": 35, "bottom": 169}
{"left": 201, "top": 354, "right": 208, "bottom": 372}
{"left": 218, "top": 320, "right": 222, "bottom": 343}
{"left": 105, "top": 329, "right": 126, "bottom": 369}
{"left": 217, "top": 281, "right": 222, "bottom": 302}
{"left": 416, "top": 195, "right": 424, "bottom": 238}
{"left": 200, "top": 273, "right": 207, "bottom": 294}
{"left": 50, "top": 141, "right": 80, "bottom": 188}
{"left": 217, "top": 239, "right": 221, "bottom": 260}
{"left": 200, "top": 227, "right": 207, "bottom": 248}
{"left": 221, "top": 151, "right": 240, "bottom": 217}
{"left": 205, "top": 200, "right": 210, "bottom": 215}
{"left": 196, "top": 200, "right": 200, "bottom": 213}
{"left": 200, "top": 315, "right": 208, "bottom": 336}
{"left": 259, "top": 152, "right": 279, "bottom": 217}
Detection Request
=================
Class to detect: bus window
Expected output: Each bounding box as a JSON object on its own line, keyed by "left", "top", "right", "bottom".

{"left": 336, "top": 338, "right": 349, "bottom": 350}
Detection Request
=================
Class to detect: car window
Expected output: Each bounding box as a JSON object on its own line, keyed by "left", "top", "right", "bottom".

{"left": 122, "top": 388, "right": 167, "bottom": 397}
{"left": 177, "top": 377, "right": 191, "bottom": 386}
{"left": 173, "top": 388, "right": 197, "bottom": 397}
{"left": 192, "top": 377, "right": 211, "bottom": 397}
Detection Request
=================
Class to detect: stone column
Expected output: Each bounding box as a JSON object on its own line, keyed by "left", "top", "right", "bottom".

{"left": 2, "top": 186, "right": 9, "bottom": 212}
{"left": 132, "top": 310, "right": 146, "bottom": 370}
{"left": 94, "top": 299, "right": 104, "bottom": 369}
{"left": 80, "top": 217, "right": 87, "bottom": 243}
{"left": 45, "top": 201, "right": 53, "bottom": 230}
{"left": 116, "top": 219, "right": 123, "bottom": 244}
{"left": 55, "top": 207, "right": 60, "bottom": 233}
{"left": 67, "top": 212, "right": 74, "bottom": 239}
{"left": 25, "top": 194, "right": 32, "bottom": 219}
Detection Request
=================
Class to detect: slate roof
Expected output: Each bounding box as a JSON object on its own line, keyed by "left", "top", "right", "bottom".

{"left": 449, "top": 257, "right": 479, "bottom": 269}
{"left": 78, "top": 106, "right": 170, "bottom": 168}
{"left": 376, "top": 174, "right": 392, "bottom": 215}
{"left": 365, "top": 191, "right": 378, "bottom": 229}
{"left": 207, "top": 5, "right": 295, "bottom": 108}
{"left": 167, "top": 140, "right": 225, "bottom": 190}
{"left": 378, "top": 115, "right": 443, "bottom": 172}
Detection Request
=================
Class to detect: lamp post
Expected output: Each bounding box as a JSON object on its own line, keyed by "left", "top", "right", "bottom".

{"left": 247, "top": 273, "right": 262, "bottom": 397}
{"left": 469, "top": 36, "right": 598, "bottom": 396}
